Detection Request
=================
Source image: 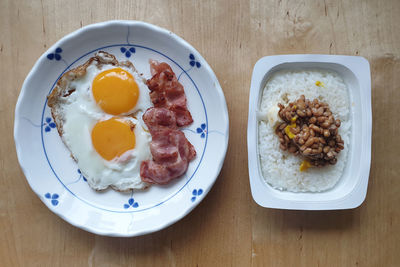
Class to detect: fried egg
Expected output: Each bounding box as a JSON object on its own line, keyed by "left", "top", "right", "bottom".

{"left": 52, "top": 52, "right": 152, "bottom": 191}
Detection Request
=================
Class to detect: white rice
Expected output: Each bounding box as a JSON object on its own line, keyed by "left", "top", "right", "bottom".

{"left": 258, "top": 69, "right": 350, "bottom": 192}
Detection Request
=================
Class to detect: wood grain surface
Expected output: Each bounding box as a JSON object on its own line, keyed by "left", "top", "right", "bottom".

{"left": 1, "top": 0, "right": 399, "bottom": 266}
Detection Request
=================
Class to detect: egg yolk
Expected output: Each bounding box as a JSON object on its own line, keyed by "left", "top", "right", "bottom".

{"left": 92, "top": 68, "right": 139, "bottom": 115}
{"left": 91, "top": 118, "right": 135, "bottom": 161}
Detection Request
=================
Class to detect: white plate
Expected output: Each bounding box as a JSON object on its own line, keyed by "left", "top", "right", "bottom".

{"left": 247, "top": 55, "right": 371, "bottom": 210}
{"left": 14, "top": 21, "right": 229, "bottom": 236}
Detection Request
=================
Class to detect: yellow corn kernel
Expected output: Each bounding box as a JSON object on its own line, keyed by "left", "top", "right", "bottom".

{"left": 291, "top": 116, "right": 297, "bottom": 123}
{"left": 300, "top": 160, "right": 311, "bottom": 172}
{"left": 315, "top": 80, "right": 325, "bottom": 87}
{"left": 284, "top": 123, "right": 296, "bottom": 139}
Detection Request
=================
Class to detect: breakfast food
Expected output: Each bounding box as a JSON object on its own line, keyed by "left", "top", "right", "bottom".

{"left": 48, "top": 52, "right": 153, "bottom": 191}
{"left": 140, "top": 61, "right": 196, "bottom": 184}
{"left": 146, "top": 60, "right": 193, "bottom": 127}
{"left": 275, "top": 95, "right": 344, "bottom": 166}
{"left": 140, "top": 108, "right": 196, "bottom": 184}
{"left": 258, "top": 70, "right": 350, "bottom": 192}
{"left": 48, "top": 52, "right": 195, "bottom": 191}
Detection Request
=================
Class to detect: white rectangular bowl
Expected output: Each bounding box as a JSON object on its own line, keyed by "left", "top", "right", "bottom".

{"left": 247, "top": 55, "right": 372, "bottom": 210}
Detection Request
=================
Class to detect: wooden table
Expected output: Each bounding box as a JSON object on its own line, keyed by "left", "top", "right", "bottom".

{"left": 1, "top": 0, "right": 399, "bottom": 266}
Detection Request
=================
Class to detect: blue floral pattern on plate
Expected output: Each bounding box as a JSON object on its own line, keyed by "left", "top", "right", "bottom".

{"left": 196, "top": 123, "right": 207, "bottom": 138}
{"left": 120, "top": 47, "right": 136, "bottom": 58}
{"left": 44, "top": 117, "right": 56, "bottom": 132}
{"left": 191, "top": 189, "right": 203, "bottom": 202}
{"left": 45, "top": 193, "right": 59, "bottom": 206}
{"left": 124, "top": 197, "right": 139, "bottom": 209}
{"left": 47, "top": 48, "right": 63, "bottom": 61}
{"left": 189, "top": 53, "right": 201, "bottom": 68}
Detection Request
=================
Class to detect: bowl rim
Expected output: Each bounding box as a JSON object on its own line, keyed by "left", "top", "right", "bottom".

{"left": 14, "top": 20, "right": 229, "bottom": 236}
{"left": 247, "top": 54, "right": 371, "bottom": 210}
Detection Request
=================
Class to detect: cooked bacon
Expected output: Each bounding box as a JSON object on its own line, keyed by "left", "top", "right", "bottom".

{"left": 142, "top": 107, "right": 177, "bottom": 131}
{"left": 148, "top": 129, "right": 196, "bottom": 163}
{"left": 140, "top": 118, "right": 196, "bottom": 184}
{"left": 141, "top": 60, "right": 196, "bottom": 185}
{"left": 170, "top": 106, "right": 194, "bottom": 127}
{"left": 146, "top": 60, "right": 193, "bottom": 127}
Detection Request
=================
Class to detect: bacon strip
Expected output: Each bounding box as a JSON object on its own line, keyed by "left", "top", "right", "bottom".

{"left": 142, "top": 107, "right": 177, "bottom": 131}
{"left": 140, "top": 108, "right": 196, "bottom": 184}
{"left": 146, "top": 60, "right": 193, "bottom": 127}
{"left": 140, "top": 61, "right": 196, "bottom": 185}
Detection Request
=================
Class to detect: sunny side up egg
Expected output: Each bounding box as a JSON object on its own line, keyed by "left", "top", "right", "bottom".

{"left": 59, "top": 57, "right": 152, "bottom": 191}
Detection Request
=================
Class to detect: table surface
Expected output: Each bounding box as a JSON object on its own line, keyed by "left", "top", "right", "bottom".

{"left": 1, "top": 0, "right": 399, "bottom": 266}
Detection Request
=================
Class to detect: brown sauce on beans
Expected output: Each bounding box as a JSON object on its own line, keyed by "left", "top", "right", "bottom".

{"left": 275, "top": 95, "right": 344, "bottom": 167}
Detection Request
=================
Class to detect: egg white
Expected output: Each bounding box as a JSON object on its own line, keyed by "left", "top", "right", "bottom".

{"left": 60, "top": 61, "right": 152, "bottom": 191}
